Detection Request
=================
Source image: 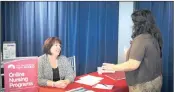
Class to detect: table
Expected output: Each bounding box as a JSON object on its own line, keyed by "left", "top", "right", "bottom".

{"left": 39, "top": 72, "right": 129, "bottom": 92}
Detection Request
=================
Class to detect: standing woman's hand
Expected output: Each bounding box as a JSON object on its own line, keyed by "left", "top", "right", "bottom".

{"left": 101, "top": 63, "right": 116, "bottom": 71}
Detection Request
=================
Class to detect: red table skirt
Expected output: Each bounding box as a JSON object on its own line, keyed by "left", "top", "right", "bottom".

{"left": 39, "top": 72, "right": 129, "bottom": 92}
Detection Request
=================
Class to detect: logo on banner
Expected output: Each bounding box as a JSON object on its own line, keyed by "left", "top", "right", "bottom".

{"left": 8, "top": 64, "right": 15, "bottom": 69}
{"left": 8, "top": 64, "right": 35, "bottom": 69}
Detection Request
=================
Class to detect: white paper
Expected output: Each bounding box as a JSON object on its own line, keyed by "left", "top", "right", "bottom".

{"left": 75, "top": 79, "right": 100, "bottom": 86}
{"left": 75, "top": 75, "right": 103, "bottom": 86}
{"left": 66, "top": 87, "right": 94, "bottom": 92}
{"left": 80, "top": 75, "right": 103, "bottom": 81}
{"left": 93, "top": 84, "right": 114, "bottom": 90}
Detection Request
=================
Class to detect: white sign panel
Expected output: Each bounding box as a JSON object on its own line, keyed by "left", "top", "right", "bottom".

{"left": 3, "top": 42, "right": 16, "bottom": 59}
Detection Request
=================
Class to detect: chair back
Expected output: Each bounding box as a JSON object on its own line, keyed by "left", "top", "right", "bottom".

{"left": 68, "top": 56, "right": 76, "bottom": 76}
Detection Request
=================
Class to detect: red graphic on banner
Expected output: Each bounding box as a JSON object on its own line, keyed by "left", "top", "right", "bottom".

{"left": 4, "top": 57, "right": 39, "bottom": 92}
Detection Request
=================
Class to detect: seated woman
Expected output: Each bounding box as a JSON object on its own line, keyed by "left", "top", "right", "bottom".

{"left": 38, "top": 37, "right": 75, "bottom": 88}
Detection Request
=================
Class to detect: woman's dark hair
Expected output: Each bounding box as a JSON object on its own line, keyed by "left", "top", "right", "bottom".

{"left": 131, "top": 9, "right": 163, "bottom": 56}
{"left": 43, "top": 37, "right": 61, "bottom": 55}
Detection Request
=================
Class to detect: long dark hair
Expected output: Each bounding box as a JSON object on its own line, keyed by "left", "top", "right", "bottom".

{"left": 131, "top": 10, "right": 163, "bottom": 56}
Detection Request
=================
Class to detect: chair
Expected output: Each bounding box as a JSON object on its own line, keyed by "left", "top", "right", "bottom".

{"left": 68, "top": 56, "right": 76, "bottom": 76}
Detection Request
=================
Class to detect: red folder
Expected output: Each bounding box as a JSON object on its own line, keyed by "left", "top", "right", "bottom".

{"left": 103, "top": 71, "right": 125, "bottom": 80}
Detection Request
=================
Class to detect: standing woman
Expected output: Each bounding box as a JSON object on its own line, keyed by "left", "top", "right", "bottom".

{"left": 102, "top": 10, "right": 163, "bottom": 92}
{"left": 38, "top": 37, "right": 75, "bottom": 88}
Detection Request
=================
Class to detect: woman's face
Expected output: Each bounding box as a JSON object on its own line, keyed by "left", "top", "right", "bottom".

{"left": 50, "top": 42, "right": 61, "bottom": 56}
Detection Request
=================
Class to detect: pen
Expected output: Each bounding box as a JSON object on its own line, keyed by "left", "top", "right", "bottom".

{"left": 101, "top": 84, "right": 108, "bottom": 87}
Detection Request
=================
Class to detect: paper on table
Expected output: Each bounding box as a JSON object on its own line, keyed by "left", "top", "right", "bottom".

{"left": 93, "top": 84, "right": 114, "bottom": 90}
{"left": 85, "top": 91, "right": 95, "bottom": 92}
{"left": 75, "top": 75, "right": 103, "bottom": 86}
{"left": 66, "top": 87, "right": 94, "bottom": 92}
{"left": 75, "top": 79, "right": 100, "bottom": 86}
{"left": 80, "top": 75, "right": 103, "bottom": 81}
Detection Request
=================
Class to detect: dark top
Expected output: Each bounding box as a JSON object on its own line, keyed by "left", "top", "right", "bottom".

{"left": 52, "top": 67, "right": 60, "bottom": 81}
{"left": 125, "top": 33, "right": 162, "bottom": 86}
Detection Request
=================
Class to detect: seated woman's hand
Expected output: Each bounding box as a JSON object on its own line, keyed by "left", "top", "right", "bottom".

{"left": 54, "top": 80, "right": 68, "bottom": 88}
{"left": 54, "top": 79, "right": 71, "bottom": 88}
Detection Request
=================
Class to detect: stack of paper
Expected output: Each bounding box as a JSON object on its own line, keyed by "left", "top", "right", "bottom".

{"left": 75, "top": 75, "right": 103, "bottom": 86}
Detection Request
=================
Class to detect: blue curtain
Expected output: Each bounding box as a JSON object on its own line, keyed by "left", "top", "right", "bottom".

{"left": 134, "top": 1, "right": 173, "bottom": 92}
{"left": 1, "top": 1, "right": 119, "bottom": 76}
